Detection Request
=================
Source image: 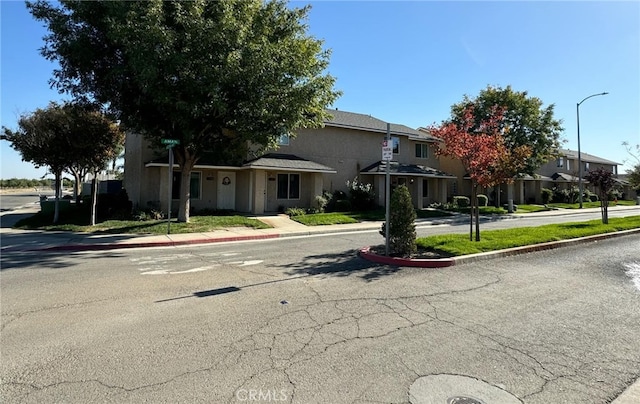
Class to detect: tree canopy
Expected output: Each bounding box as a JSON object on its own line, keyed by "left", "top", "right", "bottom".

{"left": 429, "top": 105, "right": 530, "bottom": 241}
{"left": 585, "top": 168, "right": 616, "bottom": 224}
{"left": 2, "top": 101, "right": 124, "bottom": 224}
{"left": 450, "top": 85, "right": 563, "bottom": 175}
{"left": 28, "top": 0, "right": 341, "bottom": 222}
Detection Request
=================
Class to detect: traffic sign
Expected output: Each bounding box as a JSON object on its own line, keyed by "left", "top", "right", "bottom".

{"left": 382, "top": 140, "right": 393, "bottom": 161}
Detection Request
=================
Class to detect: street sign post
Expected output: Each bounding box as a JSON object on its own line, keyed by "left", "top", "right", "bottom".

{"left": 382, "top": 140, "right": 393, "bottom": 161}
{"left": 161, "top": 139, "right": 179, "bottom": 234}
{"left": 384, "top": 125, "right": 391, "bottom": 256}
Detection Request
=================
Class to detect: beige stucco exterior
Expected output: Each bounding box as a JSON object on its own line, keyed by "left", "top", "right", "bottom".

{"left": 124, "top": 111, "right": 456, "bottom": 214}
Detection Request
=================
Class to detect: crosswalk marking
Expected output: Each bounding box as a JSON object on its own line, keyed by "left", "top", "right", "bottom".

{"left": 131, "top": 251, "right": 263, "bottom": 275}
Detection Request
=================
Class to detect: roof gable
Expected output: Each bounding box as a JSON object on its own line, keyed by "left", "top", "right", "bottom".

{"left": 560, "top": 149, "right": 619, "bottom": 165}
{"left": 322, "top": 109, "right": 438, "bottom": 142}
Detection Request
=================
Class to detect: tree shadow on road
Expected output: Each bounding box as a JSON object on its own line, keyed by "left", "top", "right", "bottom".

{"left": 0, "top": 247, "right": 126, "bottom": 272}
{"left": 274, "top": 248, "right": 402, "bottom": 282}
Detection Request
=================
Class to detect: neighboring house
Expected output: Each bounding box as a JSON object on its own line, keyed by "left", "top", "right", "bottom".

{"left": 428, "top": 144, "right": 631, "bottom": 204}
{"left": 124, "top": 109, "right": 456, "bottom": 214}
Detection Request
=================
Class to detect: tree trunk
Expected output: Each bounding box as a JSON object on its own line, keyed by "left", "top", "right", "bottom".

{"left": 53, "top": 170, "right": 61, "bottom": 224}
{"left": 90, "top": 171, "right": 98, "bottom": 226}
{"left": 469, "top": 188, "right": 473, "bottom": 242}
{"left": 473, "top": 184, "right": 480, "bottom": 241}
{"left": 177, "top": 152, "right": 197, "bottom": 223}
{"left": 602, "top": 198, "right": 609, "bottom": 224}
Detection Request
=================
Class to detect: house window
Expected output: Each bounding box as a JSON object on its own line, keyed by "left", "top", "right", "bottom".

{"left": 566, "top": 160, "right": 570, "bottom": 171}
{"left": 415, "top": 144, "right": 429, "bottom": 159}
{"left": 585, "top": 162, "right": 590, "bottom": 170}
{"left": 277, "top": 133, "right": 290, "bottom": 146}
{"left": 277, "top": 173, "right": 299, "bottom": 199}
{"left": 557, "top": 157, "right": 564, "bottom": 167}
{"left": 172, "top": 171, "right": 201, "bottom": 200}
{"left": 392, "top": 137, "right": 400, "bottom": 154}
{"left": 422, "top": 179, "right": 429, "bottom": 198}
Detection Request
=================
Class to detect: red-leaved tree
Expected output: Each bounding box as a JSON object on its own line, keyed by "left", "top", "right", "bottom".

{"left": 429, "top": 105, "right": 530, "bottom": 241}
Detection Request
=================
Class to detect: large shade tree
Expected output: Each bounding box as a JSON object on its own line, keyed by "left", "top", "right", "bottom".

{"left": 28, "top": 0, "right": 341, "bottom": 222}
{"left": 451, "top": 85, "right": 563, "bottom": 210}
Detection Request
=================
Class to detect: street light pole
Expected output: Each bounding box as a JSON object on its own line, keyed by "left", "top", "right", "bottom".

{"left": 577, "top": 92, "right": 608, "bottom": 208}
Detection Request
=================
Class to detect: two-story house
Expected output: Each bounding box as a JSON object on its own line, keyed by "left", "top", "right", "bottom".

{"left": 429, "top": 146, "right": 629, "bottom": 205}
{"left": 124, "top": 109, "right": 457, "bottom": 215}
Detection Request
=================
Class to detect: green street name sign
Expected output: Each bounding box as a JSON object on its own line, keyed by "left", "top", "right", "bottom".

{"left": 161, "top": 139, "right": 180, "bottom": 145}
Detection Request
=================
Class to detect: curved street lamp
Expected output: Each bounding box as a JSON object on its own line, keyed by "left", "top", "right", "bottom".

{"left": 577, "top": 92, "right": 608, "bottom": 208}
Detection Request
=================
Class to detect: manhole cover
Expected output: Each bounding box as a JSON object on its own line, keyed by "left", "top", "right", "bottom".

{"left": 409, "top": 374, "right": 521, "bottom": 404}
{"left": 447, "top": 397, "right": 485, "bottom": 404}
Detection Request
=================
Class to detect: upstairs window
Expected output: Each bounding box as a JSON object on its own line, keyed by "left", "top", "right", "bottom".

{"left": 392, "top": 137, "right": 400, "bottom": 154}
{"left": 557, "top": 157, "right": 564, "bottom": 167}
{"left": 415, "top": 144, "right": 429, "bottom": 159}
{"left": 277, "top": 133, "right": 290, "bottom": 146}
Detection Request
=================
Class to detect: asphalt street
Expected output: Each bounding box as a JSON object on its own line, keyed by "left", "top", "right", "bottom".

{"left": 1, "top": 228, "right": 639, "bottom": 403}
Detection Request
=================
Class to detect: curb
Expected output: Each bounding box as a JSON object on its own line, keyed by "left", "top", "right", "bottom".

{"left": 359, "top": 228, "right": 640, "bottom": 268}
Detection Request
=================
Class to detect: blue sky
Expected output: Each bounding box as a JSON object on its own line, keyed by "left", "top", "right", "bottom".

{"left": 2, "top": 0, "right": 639, "bottom": 179}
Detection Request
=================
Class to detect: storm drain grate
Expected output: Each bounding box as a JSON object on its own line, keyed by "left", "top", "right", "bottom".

{"left": 447, "top": 397, "right": 485, "bottom": 404}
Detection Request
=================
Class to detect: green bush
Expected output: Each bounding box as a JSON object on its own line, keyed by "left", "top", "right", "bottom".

{"left": 285, "top": 207, "right": 306, "bottom": 217}
{"left": 477, "top": 194, "right": 488, "bottom": 207}
{"left": 313, "top": 194, "right": 328, "bottom": 213}
{"left": 333, "top": 199, "right": 351, "bottom": 212}
{"left": 453, "top": 195, "right": 470, "bottom": 208}
{"left": 379, "top": 185, "right": 416, "bottom": 257}
{"left": 346, "top": 177, "right": 376, "bottom": 211}
{"left": 541, "top": 188, "right": 553, "bottom": 205}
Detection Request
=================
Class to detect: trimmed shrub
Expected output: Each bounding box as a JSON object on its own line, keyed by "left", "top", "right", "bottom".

{"left": 541, "top": 188, "right": 553, "bottom": 205}
{"left": 285, "top": 207, "right": 306, "bottom": 217}
{"left": 313, "top": 194, "right": 328, "bottom": 213}
{"left": 379, "top": 185, "right": 416, "bottom": 257}
{"left": 476, "top": 194, "right": 488, "bottom": 207}
{"left": 346, "top": 177, "right": 376, "bottom": 211}
{"left": 453, "top": 195, "right": 470, "bottom": 208}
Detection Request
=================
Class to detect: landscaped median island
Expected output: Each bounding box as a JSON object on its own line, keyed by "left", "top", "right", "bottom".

{"left": 360, "top": 216, "right": 640, "bottom": 267}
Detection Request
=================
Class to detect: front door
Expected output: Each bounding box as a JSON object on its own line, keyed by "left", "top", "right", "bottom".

{"left": 217, "top": 172, "right": 236, "bottom": 210}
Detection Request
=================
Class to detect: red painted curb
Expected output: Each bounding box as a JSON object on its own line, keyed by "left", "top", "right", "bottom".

{"left": 358, "top": 246, "right": 455, "bottom": 268}
{"left": 34, "top": 233, "right": 281, "bottom": 252}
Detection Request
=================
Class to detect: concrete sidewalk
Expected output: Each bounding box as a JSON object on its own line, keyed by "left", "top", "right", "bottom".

{"left": 1, "top": 204, "right": 639, "bottom": 253}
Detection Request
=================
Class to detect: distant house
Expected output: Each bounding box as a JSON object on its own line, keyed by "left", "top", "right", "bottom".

{"left": 124, "top": 109, "right": 457, "bottom": 214}
{"left": 429, "top": 145, "right": 631, "bottom": 204}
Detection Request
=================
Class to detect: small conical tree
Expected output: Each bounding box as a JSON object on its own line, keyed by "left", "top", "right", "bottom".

{"left": 380, "top": 185, "right": 416, "bottom": 257}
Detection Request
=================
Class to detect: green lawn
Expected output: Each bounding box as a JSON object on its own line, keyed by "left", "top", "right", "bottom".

{"left": 416, "top": 216, "right": 640, "bottom": 256}
{"left": 14, "top": 212, "right": 271, "bottom": 234}
{"left": 514, "top": 204, "right": 555, "bottom": 213}
{"left": 548, "top": 200, "right": 636, "bottom": 209}
{"left": 291, "top": 209, "right": 453, "bottom": 226}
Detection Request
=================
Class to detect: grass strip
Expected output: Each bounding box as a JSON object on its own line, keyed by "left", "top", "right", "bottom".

{"left": 416, "top": 216, "right": 640, "bottom": 256}
{"left": 14, "top": 213, "right": 271, "bottom": 234}
{"left": 291, "top": 209, "right": 452, "bottom": 226}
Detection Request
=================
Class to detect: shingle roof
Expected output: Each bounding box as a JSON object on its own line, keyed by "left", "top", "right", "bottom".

{"left": 360, "top": 161, "right": 456, "bottom": 178}
{"left": 323, "top": 109, "right": 438, "bottom": 142}
{"left": 243, "top": 153, "right": 336, "bottom": 173}
{"left": 560, "top": 149, "right": 619, "bottom": 165}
